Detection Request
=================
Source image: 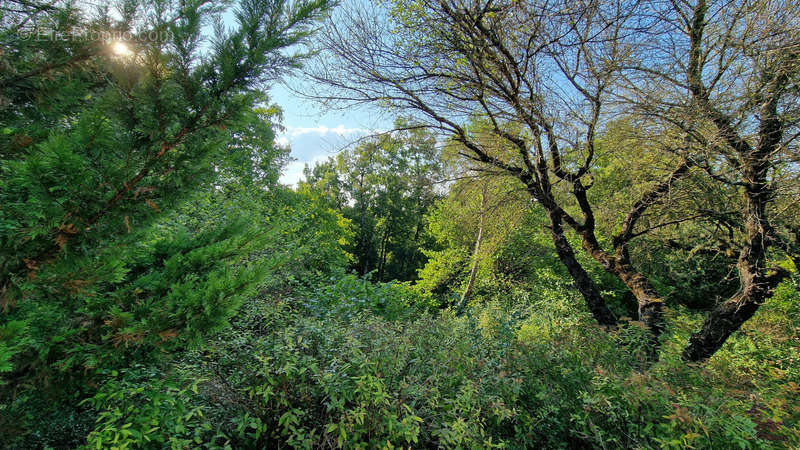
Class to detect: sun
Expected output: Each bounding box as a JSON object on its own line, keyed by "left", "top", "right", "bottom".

{"left": 111, "top": 41, "right": 133, "bottom": 57}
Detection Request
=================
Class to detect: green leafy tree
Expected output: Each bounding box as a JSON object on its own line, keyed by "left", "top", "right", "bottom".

{"left": 302, "top": 120, "right": 444, "bottom": 281}
{"left": 306, "top": 0, "right": 799, "bottom": 360}
{"left": 418, "top": 174, "right": 525, "bottom": 303}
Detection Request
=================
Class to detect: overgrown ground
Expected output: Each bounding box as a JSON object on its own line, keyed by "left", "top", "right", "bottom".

{"left": 43, "top": 215, "right": 800, "bottom": 449}
{"left": 86, "top": 284, "right": 799, "bottom": 448}
{"left": 3, "top": 185, "right": 799, "bottom": 448}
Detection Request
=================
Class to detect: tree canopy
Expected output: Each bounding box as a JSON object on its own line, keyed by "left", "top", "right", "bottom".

{"left": 306, "top": 0, "right": 800, "bottom": 360}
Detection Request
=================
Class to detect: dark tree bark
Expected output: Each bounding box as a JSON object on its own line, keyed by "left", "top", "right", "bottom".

{"left": 682, "top": 272, "right": 786, "bottom": 361}
{"left": 682, "top": 179, "right": 789, "bottom": 360}
{"left": 548, "top": 211, "right": 617, "bottom": 327}
{"left": 678, "top": 0, "right": 795, "bottom": 361}
{"left": 578, "top": 232, "right": 664, "bottom": 339}
{"left": 682, "top": 103, "right": 789, "bottom": 360}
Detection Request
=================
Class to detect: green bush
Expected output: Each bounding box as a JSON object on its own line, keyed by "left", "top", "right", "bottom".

{"left": 0, "top": 186, "right": 352, "bottom": 447}
{"left": 307, "top": 274, "right": 421, "bottom": 321}
{"left": 83, "top": 367, "right": 222, "bottom": 449}
{"left": 6, "top": 233, "right": 797, "bottom": 448}
{"left": 171, "top": 272, "right": 799, "bottom": 449}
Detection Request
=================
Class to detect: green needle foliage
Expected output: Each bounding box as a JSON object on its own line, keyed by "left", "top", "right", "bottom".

{"left": 0, "top": 0, "right": 334, "bottom": 444}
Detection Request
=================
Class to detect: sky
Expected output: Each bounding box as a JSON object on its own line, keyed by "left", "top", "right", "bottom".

{"left": 269, "top": 77, "right": 389, "bottom": 186}
{"left": 212, "top": 0, "right": 391, "bottom": 187}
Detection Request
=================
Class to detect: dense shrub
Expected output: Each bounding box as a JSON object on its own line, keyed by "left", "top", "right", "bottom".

{"left": 0, "top": 186, "right": 351, "bottom": 447}
{"left": 4, "top": 182, "right": 797, "bottom": 448}
{"left": 76, "top": 270, "right": 799, "bottom": 449}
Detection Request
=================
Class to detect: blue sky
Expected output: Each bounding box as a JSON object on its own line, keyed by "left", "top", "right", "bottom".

{"left": 269, "top": 77, "right": 389, "bottom": 185}
{"left": 213, "top": 1, "right": 390, "bottom": 187}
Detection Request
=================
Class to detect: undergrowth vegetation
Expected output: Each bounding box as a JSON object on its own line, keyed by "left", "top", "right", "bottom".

{"left": 72, "top": 259, "right": 800, "bottom": 449}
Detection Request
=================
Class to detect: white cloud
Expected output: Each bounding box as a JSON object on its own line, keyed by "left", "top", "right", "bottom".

{"left": 279, "top": 161, "right": 307, "bottom": 186}
{"left": 274, "top": 124, "right": 377, "bottom": 154}
{"left": 279, "top": 154, "right": 332, "bottom": 187}
{"left": 275, "top": 124, "right": 387, "bottom": 187}
{"left": 286, "top": 125, "right": 374, "bottom": 137}
{"left": 274, "top": 124, "right": 386, "bottom": 148}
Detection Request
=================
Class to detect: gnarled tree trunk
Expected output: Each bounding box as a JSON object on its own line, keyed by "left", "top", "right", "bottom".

{"left": 579, "top": 231, "right": 664, "bottom": 344}
{"left": 679, "top": 0, "right": 793, "bottom": 360}
{"left": 682, "top": 154, "right": 788, "bottom": 361}
{"left": 549, "top": 211, "right": 618, "bottom": 327}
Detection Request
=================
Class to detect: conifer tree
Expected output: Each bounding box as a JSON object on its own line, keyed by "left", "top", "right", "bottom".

{"left": 0, "top": 0, "right": 332, "bottom": 442}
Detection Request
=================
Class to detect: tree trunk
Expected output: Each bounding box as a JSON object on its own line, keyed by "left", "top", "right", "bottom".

{"left": 377, "top": 226, "right": 390, "bottom": 281}
{"left": 682, "top": 236, "right": 786, "bottom": 362}
{"left": 679, "top": 0, "right": 791, "bottom": 361}
{"left": 606, "top": 260, "right": 664, "bottom": 345}
{"left": 682, "top": 155, "right": 786, "bottom": 361}
{"left": 580, "top": 233, "right": 664, "bottom": 344}
{"left": 357, "top": 170, "right": 369, "bottom": 276}
{"left": 549, "top": 212, "right": 617, "bottom": 327}
{"left": 682, "top": 287, "right": 767, "bottom": 362}
{"left": 456, "top": 184, "right": 487, "bottom": 314}
{"left": 562, "top": 177, "right": 665, "bottom": 343}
